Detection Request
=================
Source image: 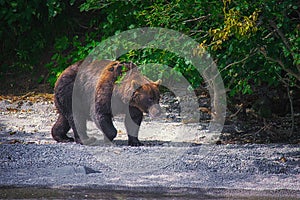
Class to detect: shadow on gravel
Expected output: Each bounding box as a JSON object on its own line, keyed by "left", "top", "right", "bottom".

{"left": 113, "top": 139, "right": 203, "bottom": 147}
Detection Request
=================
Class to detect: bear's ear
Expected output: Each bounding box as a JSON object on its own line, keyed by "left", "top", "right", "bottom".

{"left": 154, "top": 79, "right": 162, "bottom": 86}
{"left": 108, "top": 66, "right": 115, "bottom": 72}
{"left": 108, "top": 61, "right": 120, "bottom": 72}
{"left": 131, "top": 80, "right": 140, "bottom": 90}
{"left": 116, "top": 64, "right": 124, "bottom": 74}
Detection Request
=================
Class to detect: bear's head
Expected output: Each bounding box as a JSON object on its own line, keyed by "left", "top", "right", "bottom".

{"left": 130, "top": 80, "right": 162, "bottom": 118}
{"left": 112, "top": 62, "right": 137, "bottom": 83}
{"left": 106, "top": 61, "right": 131, "bottom": 77}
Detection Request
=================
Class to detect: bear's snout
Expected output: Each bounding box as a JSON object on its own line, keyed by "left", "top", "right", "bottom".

{"left": 148, "top": 104, "right": 161, "bottom": 118}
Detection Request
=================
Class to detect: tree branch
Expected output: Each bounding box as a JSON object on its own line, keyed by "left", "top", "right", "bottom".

{"left": 183, "top": 14, "right": 211, "bottom": 23}
{"left": 259, "top": 49, "right": 300, "bottom": 82}
{"left": 219, "top": 48, "right": 257, "bottom": 74}
{"left": 269, "top": 20, "right": 296, "bottom": 60}
{"left": 286, "top": 80, "right": 295, "bottom": 137}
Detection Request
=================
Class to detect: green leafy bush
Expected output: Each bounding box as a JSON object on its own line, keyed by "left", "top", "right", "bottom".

{"left": 1, "top": 0, "right": 299, "bottom": 97}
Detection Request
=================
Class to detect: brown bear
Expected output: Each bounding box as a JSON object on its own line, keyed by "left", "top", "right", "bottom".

{"left": 51, "top": 59, "right": 161, "bottom": 146}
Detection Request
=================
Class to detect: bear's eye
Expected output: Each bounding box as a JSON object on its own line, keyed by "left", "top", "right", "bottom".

{"left": 108, "top": 66, "right": 114, "bottom": 72}
{"left": 148, "top": 97, "right": 154, "bottom": 103}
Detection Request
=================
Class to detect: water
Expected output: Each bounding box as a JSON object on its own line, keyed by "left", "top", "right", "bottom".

{"left": 0, "top": 187, "right": 297, "bottom": 200}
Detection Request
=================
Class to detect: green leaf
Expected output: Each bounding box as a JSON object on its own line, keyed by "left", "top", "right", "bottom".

{"left": 70, "top": 0, "right": 75, "bottom": 6}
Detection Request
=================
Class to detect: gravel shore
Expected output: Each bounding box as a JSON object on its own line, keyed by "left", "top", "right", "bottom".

{"left": 0, "top": 97, "right": 299, "bottom": 199}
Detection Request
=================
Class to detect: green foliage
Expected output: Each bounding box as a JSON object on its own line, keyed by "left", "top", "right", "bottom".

{"left": 0, "top": 0, "right": 98, "bottom": 85}
{"left": 1, "top": 0, "right": 299, "bottom": 98}
{"left": 207, "top": 0, "right": 260, "bottom": 50}
{"left": 1, "top": 0, "right": 45, "bottom": 70}
{"left": 118, "top": 49, "right": 202, "bottom": 88}
{"left": 46, "top": 34, "right": 99, "bottom": 86}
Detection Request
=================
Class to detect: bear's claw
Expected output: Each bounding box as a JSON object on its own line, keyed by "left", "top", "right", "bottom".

{"left": 128, "top": 136, "right": 144, "bottom": 146}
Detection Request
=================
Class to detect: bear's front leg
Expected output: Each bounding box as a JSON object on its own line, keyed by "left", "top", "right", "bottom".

{"left": 125, "top": 106, "right": 143, "bottom": 146}
{"left": 96, "top": 114, "right": 117, "bottom": 142}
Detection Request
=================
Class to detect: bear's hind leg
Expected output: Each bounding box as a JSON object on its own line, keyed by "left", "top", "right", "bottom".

{"left": 51, "top": 114, "right": 74, "bottom": 142}
{"left": 72, "top": 115, "right": 95, "bottom": 145}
